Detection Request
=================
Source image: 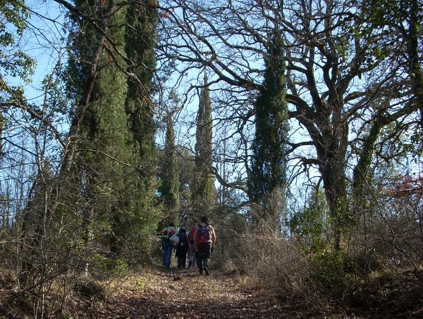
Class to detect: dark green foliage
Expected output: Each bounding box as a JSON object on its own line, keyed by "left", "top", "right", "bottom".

{"left": 289, "top": 208, "right": 325, "bottom": 252}
{"left": 159, "top": 112, "right": 180, "bottom": 212}
{"left": 192, "top": 74, "right": 216, "bottom": 212}
{"left": 63, "top": 0, "right": 160, "bottom": 263}
{"left": 248, "top": 36, "right": 289, "bottom": 225}
{"left": 308, "top": 251, "right": 350, "bottom": 294}
{"left": 125, "top": 0, "right": 158, "bottom": 169}
{"left": 119, "top": 0, "right": 161, "bottom": 257}
{"left": 68, "top": 0, "right": 132, "bottom": 256}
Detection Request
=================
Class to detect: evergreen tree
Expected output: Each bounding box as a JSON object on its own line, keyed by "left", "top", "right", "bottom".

{"left": 64, "top": 0, "right": 159, "bottom": 262}
{"left": 247, "top": 35, "right": 289, "bottom": 230}
{"left": 65, "top": 0, "right": 131, "bottom": 254}
{"left": 159, "top": 111, "right": 180, "bottom": 218}
{"left": 116, "top": 0, "right": 160, "bottom": 257}
{"left": 125, "top": 0, "right": 158, "bottom": 178}
{"left": 192, "top": 74, "right": 216, "bottom": 215}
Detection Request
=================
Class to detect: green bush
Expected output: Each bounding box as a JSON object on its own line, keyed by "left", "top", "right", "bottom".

{"left": 308, "top": 251, "right": 351, "bottom": 294}
{"left": 94, "top": 254, "right": 128, "bottom": 272}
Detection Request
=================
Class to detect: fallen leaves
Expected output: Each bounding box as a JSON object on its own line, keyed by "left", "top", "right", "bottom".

{"left": 80, "top": 266, "right": 291, "bottom": 319}
{"left": 2, "top": 265, "right": 422, "bottom": 318}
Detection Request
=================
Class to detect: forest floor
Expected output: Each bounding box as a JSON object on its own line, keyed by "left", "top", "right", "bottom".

{"left": 71, "top": 265, "right": 337, "bottom": 319}
{"left": 2, "top": 263, "right": 423, "bottom": 318}
{"left": 61, "top": 264, "right": 423, "bottom": 319}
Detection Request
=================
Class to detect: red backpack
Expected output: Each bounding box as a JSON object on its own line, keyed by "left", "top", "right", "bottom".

{"left": 196, "top": 225, "right": 211, "bottom": 244}
{"left": 161, "top": 227, "right": 175, "bottom": 241}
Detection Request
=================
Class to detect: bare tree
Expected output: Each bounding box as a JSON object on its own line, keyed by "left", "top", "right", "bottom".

{"left": 156, "top": 0, "right": 420, "bottom": 249}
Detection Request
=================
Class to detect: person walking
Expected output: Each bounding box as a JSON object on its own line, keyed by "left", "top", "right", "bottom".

{"left": 175, "top": 228, "right": 189, "bottom": 269}
{"left": 187, "top": 224, "right": 197, "bottom": 268}
{"left": 193, "top": 216, "right": 216, "bottom": 275}
{"left": 161, "top": 222, "right": 175, "bottom": 268}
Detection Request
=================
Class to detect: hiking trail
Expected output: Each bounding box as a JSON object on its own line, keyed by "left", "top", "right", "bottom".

{"left": 85, "top": 266, "right": 294, "bottom": 319}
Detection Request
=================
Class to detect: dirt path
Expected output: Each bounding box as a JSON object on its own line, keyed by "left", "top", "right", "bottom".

{"left": 2, "top": 264, "right": 422, "bottom": 318}
{"left": 93, "top": 266, "right": 292, "bottom": 319}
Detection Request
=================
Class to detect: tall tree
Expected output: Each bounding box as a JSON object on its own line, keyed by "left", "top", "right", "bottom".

{"left": 247, "top": 34, "right": 289, "bottom": 231}
{"left": 157, "top": 0, "right": 419, "bottom": 250}
{"left": 117, "top": 0, "right": 161, "bottom": 256}
{"left": 350, "top": 0, "right": 423, "bottom": 221}
{"left": 71, "top": 0, "right": 131, "bottom": 254}
{"left": 125, "top": 0, "right": 159, "bottom": 202}
{"left": 192, "top": 74, "right": 216, "bottom": 215}
{"left": 159, "top": 111, "right": 180, "bottom": 218}
{"left": 64, "top": 0, "right": 159, "bottom": 259}
{"left": 360, "top": 0, "right": 423, "bottom": 132}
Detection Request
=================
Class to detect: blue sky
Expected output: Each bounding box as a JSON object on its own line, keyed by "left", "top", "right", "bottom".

{"left": 21, "top": 0, "right": 67, "bottom": 102}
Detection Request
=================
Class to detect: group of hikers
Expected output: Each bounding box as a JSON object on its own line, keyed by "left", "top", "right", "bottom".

{"left": 160, "top": 216, "right": 216, "bottom": 275}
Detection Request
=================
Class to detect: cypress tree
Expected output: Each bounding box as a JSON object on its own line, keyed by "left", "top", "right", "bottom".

{"left": 248, "top": 35, "right": 289, "bottom": 230}
{"left": 66, "top": 0, "right": 130, "bottom": 252}
{"left": 192, "top": 74, "right": 216, "bottom": 215}
{"left": 159, "top": 111, "right": 180, "bottom": 218}
{"left": 125, "top": 0, "right": 158, "bottom": 171}
{"left": 117, "top": 0, "right": 160, "bottom": 256}
{"left": 65, "top": 0, "right": 159, "bottom": 261}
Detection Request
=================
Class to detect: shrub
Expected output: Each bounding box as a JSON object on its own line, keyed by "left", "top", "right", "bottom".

{"left": 236, "top": 232, "right": 309, "bottom": 297}
{"left": 73, "top": 279, "right": 106, "bottom": 300}
{"left": 94, "top": 254, "right": 128, "bottom": 272}
{"left": 308, "top": 250, "right": 350, "bottom": 294}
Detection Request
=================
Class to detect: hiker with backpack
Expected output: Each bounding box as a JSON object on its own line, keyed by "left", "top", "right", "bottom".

{"left": 193, "top": 216, "right": 216, "bottom": 275}
{"left": 187, "top": 224, "right": 197, "bottom": 268}
{"left": 174, "top": 228, "right": 189, "bottom": 269}
{"left": 161, "top": 222, "right": 176, "bottom": 268}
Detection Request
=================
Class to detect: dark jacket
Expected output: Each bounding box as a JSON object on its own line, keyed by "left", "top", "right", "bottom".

{"left": 175, "top": 229, "right": 189, "bottom": 257}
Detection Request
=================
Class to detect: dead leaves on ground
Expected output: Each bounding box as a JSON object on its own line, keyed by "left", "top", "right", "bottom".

{"left": 74, "top": 267, "right": 291, "bottom": 319}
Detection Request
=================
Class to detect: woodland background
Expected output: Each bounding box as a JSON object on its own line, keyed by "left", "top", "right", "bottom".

{"left": 0, "top": 0, "right": 423, "bottom": 317}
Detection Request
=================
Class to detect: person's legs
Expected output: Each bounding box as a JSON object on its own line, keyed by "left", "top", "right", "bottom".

{"left": 162, "top": 250, "right": 166, "bottom": 266}
{"left": 201, "top": 243, "right": 211, "bottom": 275}
{"left": 189, "top": 244, "right": 196, "bottom": 267}
{"left": 182, "top": 249, "right": 187, "bottom": 268}
{"left": 164, "top": 241, "right": 173, "bottom": 267}
{"left": 203, "top": 256, "right": 210, "bottom": 275}
{"left": 196, "top": 251, "right": 203, "bottom": 274}
{"left": 192, "top": 248, "right": 197, "bottom": 266}
{"left": 197, "top": 244, "right": 211, "bottom": 274}
{"left": 180, "top": 255, "right": 186, "bottom": 268}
